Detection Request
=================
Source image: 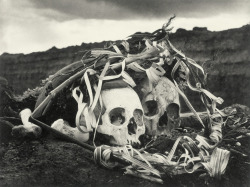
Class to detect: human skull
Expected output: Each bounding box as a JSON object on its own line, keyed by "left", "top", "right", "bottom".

{"left": 97, "top": 87, "right": 145, "bottom": 146}
{"left": 141, "top": 77, "right": 180, "bottom": 137}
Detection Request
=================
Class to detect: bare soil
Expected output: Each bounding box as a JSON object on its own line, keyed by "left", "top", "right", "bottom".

{"left": 1, "top": 121, "right": 250, "bottom": 187}
{"left": 0, "top": 136, "right": 157, "bottom": 186}
{"left": 0, "top": 84, "right": 250, "bottom": 186}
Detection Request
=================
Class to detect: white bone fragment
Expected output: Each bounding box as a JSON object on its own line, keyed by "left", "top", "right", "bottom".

{"left": 51, "top": 119, "right": 89, "bottom": 143}
{"left": 12, "top": 108, "right": 42, "bottom": 138}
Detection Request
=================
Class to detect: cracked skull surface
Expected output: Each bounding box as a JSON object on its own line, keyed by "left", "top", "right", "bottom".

{"left": 97, "top": 87, "right": 145, "bottom": 146}
{"left": 141, "top": 76, "right": 181, "bottom": 137}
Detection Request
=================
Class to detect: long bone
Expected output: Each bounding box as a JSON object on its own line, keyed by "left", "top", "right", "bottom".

{"left": 12, "top": 108, "right": 42, "bottom": 138}
{"left": 51, "top": 119, "right": 89, "bottom": 143}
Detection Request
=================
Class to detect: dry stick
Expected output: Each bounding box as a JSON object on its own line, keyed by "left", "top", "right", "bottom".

{"left": 0, "top": 117, "right": 21, "bottom": 121}
{"left": 32, "top": 67, "right": 91, "bottom": 118}
{"left": 229, "top": 148, "right": 247, "bottom": 157}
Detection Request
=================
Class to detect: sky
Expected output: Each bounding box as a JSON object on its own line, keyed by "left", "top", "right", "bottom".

{"left": 0, "top": 0, "right": 249, "bottom": 54}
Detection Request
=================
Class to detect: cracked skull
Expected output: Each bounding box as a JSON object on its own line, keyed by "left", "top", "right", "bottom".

{"left": 97, "top": 87, "right": 145, "bottom": 146}
{"left": 141, "top": 76, "right": 181, "bottom": 137}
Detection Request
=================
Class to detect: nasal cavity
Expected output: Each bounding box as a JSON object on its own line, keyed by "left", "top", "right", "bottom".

{"left": 158, "top": 111, "right": 168, "bottom": 127}
{"left": 109, "top": 107, "right": 125, "bottom": 126}
{"left": 128, "top": 118, "right": 137, "bottom": 135}
{"left": 133, "top": 109, "right": 143, "bottom": 126}
{"left": 143, "top": 100, "right": 158, "bottom": 117}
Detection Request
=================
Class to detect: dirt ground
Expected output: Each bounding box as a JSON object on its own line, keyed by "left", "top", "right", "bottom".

{"left": 1, "top": 120, "right": 250, "bottom": 187}
{"left": 0, "top": 84, "right": 250, "bottom": 186}
{"left": 1, "top": 135, "right": 158, "bottom": 186}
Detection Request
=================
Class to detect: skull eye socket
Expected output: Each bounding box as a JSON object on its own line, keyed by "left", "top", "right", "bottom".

{"left": 158, "top": 103, "right": 180, "bottom": 127}
{"left": 166, "top": 103, "right": 180, "bottom": 119}
{"left": 143, "top": 100, "right": 158, "bottom": 117}
{"left": 133, "top": 109, "right": 143, "bottom": 126}
{"left": 109, "top": 107, "right": 125, "bottom": 126}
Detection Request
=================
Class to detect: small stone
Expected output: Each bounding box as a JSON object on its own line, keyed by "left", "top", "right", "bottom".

{"left": 236, "top": 135, "right": 243, "bottom": 139}
{"left": 235, "top": 142, "right": 241, "bottom": 146}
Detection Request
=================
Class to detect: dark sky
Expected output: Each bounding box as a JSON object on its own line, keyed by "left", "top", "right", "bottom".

{"left": 30, "top": 0, "right": 249, "bottom": 20}
{"left": 1, "top": 0, "right": 249, "bottom": 54}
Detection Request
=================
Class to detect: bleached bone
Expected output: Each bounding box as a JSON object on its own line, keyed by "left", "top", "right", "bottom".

{"left": 12, "top": 108, "right": 42, "bottom": 138}
{"left": 97, "top": 87, "right": 145, "bottom": 146}
{"left": 51, "top": 119, "right": 89, "bottom": 143}
{"left": 141, "top": 77, "right": 181, "bottom": 137}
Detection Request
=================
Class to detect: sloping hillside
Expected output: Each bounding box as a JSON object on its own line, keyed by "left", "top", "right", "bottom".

{"left": 0, "top": 41, "right": 108, "bottom": 94}
{"left": 169, "top": 25, "right": 250, "bottom": 110}
{"left": 0, "top": 25, "right": 249, "bottom": 110}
